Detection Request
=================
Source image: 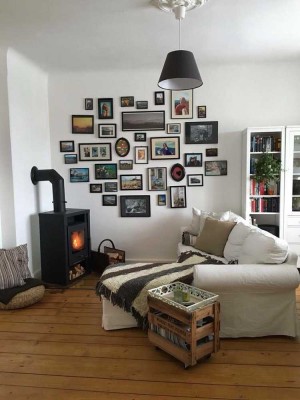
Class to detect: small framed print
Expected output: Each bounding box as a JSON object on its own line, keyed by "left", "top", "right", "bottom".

{"left": 171, "top": 90, "right": 193, "bottom": 119}
{"left": 78, "top": 143, "right": 111, "bottom": 161}
{"left": 121, "top": 96, "right": 134, "bottom": 107}
{"left": 95, "top": 163, "right": 117, "bottom": 180}
{"left": 72, "top": 115, "right": 94, "bottom": 134}
{"left": 120, "top": 195, "right": 151, "bottom": 217}
{"left": 185, "top": 121, "right": 218, "bottom": 144}
{"left": 85, "top": 98, "right": 93, "bottom": 110}
{"left": 187, "top": 174, "right": 203, "bottom": 187}
{"left": 184, "top": 153, "right": 202, "bottom": 167}
{"left": 104, "top": 182, "right": 118, "bottom": 192}
{"left": 135, "top": 146, "right": 148, "bottom": 164}
{"left": 150, "top": 137, "right": 180, "bottom": 160}
{"left": 148, "top": 167, "right": 167, "bottom": 191}
{"left": 155, "top": 91, "right": 165, "bottom": 105}
{"left": 70, "top": 168, "right": 89, "bottom": 183}
{"left": 98, "top": 124, "right": 117, "bottom": 138}
{"left": 115, "top": 138, "right": 130, "bottom": 157}
{"left": 136, "top": 101, "right": 148, "bottom": 109}
{"left": 119, "top": 160, "right": 133, "bottom": 170}
{"left": 206, "top": 148, "right": 218, "bottom": 157}
{"left": 60, "top": 140, "right": 74, "bottom": 152}
{"left": 158, "top": 194, "right": 166, "bottom": 206}
{"left": 64, "top": 154, "right": 78, "bottom": 164}
{"left": 90, "top": 183, "right": 102, "bottom": 193}
{"left": 205, "top": 160, "right": 228, "bottom": 176}
{"left": 102, "top": 195, "right": 117, "bottom": 206}
{"left": 169, "top": 186, "right": 187, "bottom": 208}
{"left": 135, "top": 132, "right": 146, "bottom": 142}
{"left": 120, "top": 174, "right": 143, "bottom": 190}
{"left": 197, "top": 105, "right": 206, "bottom": 118}
{"left": 167, "top": 123, "right": 181, "bottom": 134}
{"left": 98, "top": 98, "right": 113, "bottom": 119}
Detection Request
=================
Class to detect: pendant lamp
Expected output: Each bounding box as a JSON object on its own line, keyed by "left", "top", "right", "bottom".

{"left": 157, "top": 0, "right": 207, "bottom": 90}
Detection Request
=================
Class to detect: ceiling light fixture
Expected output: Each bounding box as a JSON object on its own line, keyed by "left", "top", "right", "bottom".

{"left": 156, "top": 0, "right": 208, "bottom": 90}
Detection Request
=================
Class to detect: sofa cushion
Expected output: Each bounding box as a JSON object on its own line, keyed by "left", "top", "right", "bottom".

{"left": 224, "top": 221, "right": 252, "bottom": 262}
{"left": 186, "top": 207, "right": 231, "bottom": 236}
{"left": 194, "top": 217, "right": 236, "bottom": 257}
{"left": 0, "top": 244, "right": 32, "bottom": 290}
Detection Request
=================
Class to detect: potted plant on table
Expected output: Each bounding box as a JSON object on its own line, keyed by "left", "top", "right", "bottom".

{"left": 253, "top": 152, "right": 281, "bottom": 195}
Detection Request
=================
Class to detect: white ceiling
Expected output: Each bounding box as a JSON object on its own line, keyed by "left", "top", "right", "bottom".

{"left": 0, "top": 0, "right": 300, "bottom": 72}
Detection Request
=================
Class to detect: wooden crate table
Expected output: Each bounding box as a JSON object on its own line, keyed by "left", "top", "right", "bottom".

{"left": 147, "top": 282, "right": 220, "bottom": 368}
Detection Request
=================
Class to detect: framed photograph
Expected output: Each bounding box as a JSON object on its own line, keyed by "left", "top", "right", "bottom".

{"left": 115, "top": 137, "right": 130, "bottom": 157}
{"left": 85, "top": 98, "right": 93, "bottom": 110}
{"left": 122, "top": 111, "right": 165, "bottom": 131}
{"left": 120, "top": 195, "right": 151, "bottom": 217}
{"left": 154, "top": 91, "right": 165, "bottom": 105}
{"left": 136, "top": 101, "right": 148, "bottom": 109}
{"left": 150, "top": 137, "right": 180, "bottom": 160}
{"left": 206, "top": 148, "right": 218, "bottom": 157}
{"left": 135, "top": 146, "right": 148, "bottom": 164}
{"left": 171, "top": 163, "right": 185, "bottom": 182}
{"left": 185, "top": 121, "right": 218, "bottom": 144}
{"left": 169, "top": 186, "right": 187, "bottom": 208}
{"left": 60, "top": 140, "right": 74, "bottom": 152}
{"left": 148, "top": 167, "right": 167, "bottom": 191}
{"left": 119, "top": 160, "right": 133, "bottom": 170}
{"left": 205, "top": 160, "right": 228, "bottom": 176}
{"left": 70, "top": 168, "right": 89, "bottom": 183}
{"left": 167, "top": 123, "right": 181, "bottom": 134}
{"left": 197, "top": 105, "right": 206, "bottom": 118}
{"left": 184, "top": 153, "right": 202, "bottom": 167}
{"left": 158, "top": 194, "right": 166, "bottom": 206}
{"left": 72, "top": 115, "right": 94, "bottom": 134}
{"left": 120, "top": 174, "right": 143, "bottom": 190}
{"left": 104, "top": 182, "right": 118, "bottom": 192}
{"left": 90, "top": 183, "right": 102, "bottom": 193}
{"left": 98, "top": 124, "right": 117, "bottom": 138}
{"left": 121, "top": 96, "right": 134, "bottom": 107}
{"left": 98, "top": 98, "right": 113, "bottom": 119}
{"left": 78, "top": 143, "right": 111, "bottom": 161}
{"left": 102, "top": 195, "right": 117, "bottom": 206}
{"left": 187, "top": 174, "right": 203, "bottom": 187}
{"left": 135, "top": 132, "right": 146, "bottom": 142}
{"left": 64, "top": 154, "right": 78, "bottom": 164}
{"left": 95, "top": 163, "right": 117, "bottom": 180}
{"left": 171, "top": 90, "right": 193, "bottom": 119}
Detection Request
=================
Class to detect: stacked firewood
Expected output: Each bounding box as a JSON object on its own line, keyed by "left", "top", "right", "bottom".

{"left": 69, "top": 264, "right": 85, "bottom": 280}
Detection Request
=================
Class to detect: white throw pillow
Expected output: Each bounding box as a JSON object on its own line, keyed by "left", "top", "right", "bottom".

{"left": 198, "top": 210, "right": 230, "bottom": 235}
{"left": 186, "top": 207, "right": 201, "bottom": 235}
{"left": 223, "top": 221, "right": 252, "bottom": 262}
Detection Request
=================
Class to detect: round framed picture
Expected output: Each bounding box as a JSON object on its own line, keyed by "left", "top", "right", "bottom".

{"left": 115, "top": 138, "right": 130, "bottom": 157}
{"left": 171, "top": 163, "right": 185, "bottom": 182}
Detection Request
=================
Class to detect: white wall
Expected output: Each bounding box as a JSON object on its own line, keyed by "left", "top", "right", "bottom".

{"left": 7, "top": 49, "right": 52, "bottom": 275}
{"left": 48, "top": 61, "right": 300, "bottom": 262}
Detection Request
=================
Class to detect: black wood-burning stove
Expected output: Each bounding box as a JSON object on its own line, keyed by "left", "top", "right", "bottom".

{"left": 31, "top": 167, "right": 91, "bottom": 286}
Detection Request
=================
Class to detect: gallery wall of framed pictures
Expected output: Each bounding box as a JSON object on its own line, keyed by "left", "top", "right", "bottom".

{"left": 61, "top": 90, "right": 226, "bottom": 217}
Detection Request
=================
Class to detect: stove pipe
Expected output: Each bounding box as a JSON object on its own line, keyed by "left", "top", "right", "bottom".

{"left": 31, "top": 166, "right": 66, "bottom": 212}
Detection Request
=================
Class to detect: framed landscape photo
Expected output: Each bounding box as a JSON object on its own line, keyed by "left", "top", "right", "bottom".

{"left": 95, "top": 163, "right": 117, "bottom": 180}
{"left": 115, "top": 137, "right": 130, "bottom": 157}
{"left": 119, "top": 160, "right": 133, "bottom": 170}
{"left": 206, "top": 148, "right": 218, "bottom": 157}
{"left": 98, "top": 98, "right": 113, "bottom": 119}
{"left": 171, "top": 90, "right": 193, "bottom": 119}
{"left": 70, "top": 168, "right": 89, "bottom": 183}
{"left": 134, "top": 132, "right": 146, "bottom": 142}
{"left": 120, "top": 174, "right": 143, "bottom": 190}
{"left": 64, "top": 154, "right": 78, "bottom": 164}
{"left": 135, "top": 146, "right": 148, "bottom": 164}
{"left": 90, "top": 183, "right": 102, "bottom": 193}
{"left": 150, "top": 137, "right": 180, "bottom": 160}
{"left": 122, "top": 111, "right": 165, "bottom": 131}
{"left": 98, "top": 124, "right": 117, "bottom": 138}
{"left": 167, "top": 123, "right": 181, "bottom": 134}
{"left": 205, "top": 160, "right": 228, "bottom": 176}
{"left": 187, "top": 174, "right": 203, "bottom": 187}
{"left": 185, "top": 121, "right": 218, "bottom": 144}
{"left": 136, "top": 101, "right": 148, "bottom": 109}
{"left": 102, "top": 195, "right": 117, "bottom": 206}
{"left": 154, "top": 91, "right": 165, "bottom": 105}
{"left": 78, "top": 143, "right": 111, "bottom": 161}
{"left": 148, "top": 167, "right": 167, "bottom": 191}
{"left": 120, "top": 195, "right": 151, "bottom": 217}
{"left": 120, "top": 96, "right": 134, "bottom": 107}
{"left": 104, "top": 182, "right": 118, "bottom": 192}
{"left": 157, "top": 194, "right": 166, "bottom": 206}
{"left": 197, "top": 105, "right": 206, "bottom": 118}
{"left": 169, "top": 186, "right": 187, "bottom": 208}
{"left": 72, "top": 115, "right": 94, "bottom": 134}
{"left": 184, "top": 153, "right": 202, "bottom": 167}
{"left": 60, "top": 140, "right": 74, "bottom": 152}
{"left": 85, "top": 98, "right": 93, "bottom": 110}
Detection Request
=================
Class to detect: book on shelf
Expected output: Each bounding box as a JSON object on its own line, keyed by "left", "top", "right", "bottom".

{"left": 250, "top": 135, "right": 280, "bottom": 152}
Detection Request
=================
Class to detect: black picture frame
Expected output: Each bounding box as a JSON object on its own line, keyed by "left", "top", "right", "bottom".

{"left": 98, "top": 124, "right": 117, "bottom": 138}
{"left": 90, "top": 183, "right": 102, "bottom": 193}
{"left": 64, "top": 154, "right": 78, "bottom": 164}
{"left": 206, "top": 148, "right": 218, "bottom": 157}
{"left": 95, "top": 163, "right": 117, "bottom": 180}
{"left": 136, "top": 101, "right": 148, "bottom": 109}
{"left": 122, "top": 111, "right": 165, "bottom": 131}
{"left": 120, "top": 195, "right": 151, "bottom": 217}
{"left": 85, "top": 98, "right": 93, "bottom": 110}
{"left": 120, "top": 96, "right": 134, "bottom": 107}
{"left": 170, "top": 163, "right": 186, "bottom": 182}
{"left": 134, "top": 132, "right": 146, "bottom": 142}
{"left": 70, "top": 168, "right": 89, "bottom": 183}
{"left": 154, "top": 91, "right": 165, "bottom": 105}
{"left": 102, "top": 195, "right": 117, "bottom": 206}
{"left": 157, "top": 194, "right": 166, "bottom": 206}
{"left": 98, "top": 98, "right": 113, "bottom": 119}
{"left": 185, "top": 121, "right": 218, "bottom": 144}
{"left": 169, "top": 186, "right": 187, "bottom": 208}
{"left": 197, "top": 105, "right": 206, "bottom": 118}
{"left": 148, "top": 167, "right": 167, "bottom": 191}
{"left": 187, "top": 174, "right": 203, "bottom": 187}
{"left": 184, "top": 153, "right": 203, "bottom": 167}
{"left": 205, "top": 160, "right": 228, "bottom": 176}
{"left": 120, "top": 174, "right": 143, "bottom": 190}
{"left": 104, "top": 182, "right": 118, "bottom": 192}
{"left": 150, "top": 136, "right": 180, "bottom": 160}
{"left": 72, "top": 115, "right": 94, "bottom": 134}
{"left": 78, "top": 143, "right": 111, "bottom": 161}
{"left": 60, "top": 140, "right": 75, "bottom": 152}
{"left": 115, "top": 137, "right": 130, "bottom": 157}
{"left": 119, "top": 160, "right": 133, "bottom": 170}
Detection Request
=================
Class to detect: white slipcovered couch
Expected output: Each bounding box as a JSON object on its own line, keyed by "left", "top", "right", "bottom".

{"left": 101, "top": 209, "right": 300, "bottom": 338}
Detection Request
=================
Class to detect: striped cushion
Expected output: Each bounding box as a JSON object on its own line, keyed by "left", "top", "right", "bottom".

{"left": 0, "top": 244, "right": 32, "bottom": 290}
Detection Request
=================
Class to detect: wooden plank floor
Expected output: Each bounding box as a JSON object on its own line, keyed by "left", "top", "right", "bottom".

{"left": 0, "top": 272, "right": 299, "bottom": 400}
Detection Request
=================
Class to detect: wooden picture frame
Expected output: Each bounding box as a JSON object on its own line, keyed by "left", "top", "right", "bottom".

{"left": 98, "top": 98, "right": 113, "bottom": 119}
{"left": 72, "top": 115, "right": 94, "bottom": 134}
{"left": 60, "top": 140, "right": 75, "bottom": 152}
{"left": 120, "top": 195, "right": 151, "bottom": 217}
{"left": 154, "top": 91, "right": 165, "bottom": 105}
{"left": 150, "top": 137, "right": 180, "bottom": 160}
{"left": 64, "top": 154, "right": 78, "bottom": 164}
{"left": 95, "top": 163, "right": 117, "bottom": 180}
{"left": 197, "top": 105, "right": 206, "bottom": 118}
{"left": 120, "top": 96, "right": 134, "bottom": 107}
{"left": 169, "top": 186, "right": 187, "bottom": 208}
{"left": 119, "top": 160, "right": 133, "bottom": 170}
{"left": 122, "top": 111, "right": 165, "bottom": 131}
{"left": 187, "top": 174, "right": 204, "bottom": 187}
{"left": 70, "top": 168, "right": 89, "bottom": 183}
{"left": 171, "top": 90, "right": 193, "bottom": 119}
{"left": 90, "top": 184, "right": 102, "bottom": 193}
{"left": 147, "top": 167, "right": 167, "bottom": 191}
{"left": 205, "top": 160, "right": 228, "bottom": 176}
{"left": 206, "top": 148, "right": 218, "bottom": 157}
{"left": 167, "top": 123, "right": 181, "bottom": 134}
{"left": 78, "top": 143, "right": 111, "bottom": 161}
{"left": 185, "top": 121, "right": 218, "bottom": 144}
{"left": 184, "top": 153, "right": 203, "bottom": 167}
{"left": 135, "top": 146, "right": 148, "bottom": 164}
{"left": 98, "top": 124, "right": 117, "bottom": 138}
{"left": 102, "top": 195, "right": 117, "bottom": 206}
{"left": 120, "top": 174, "right": 143, "bottom": 190}
{"left": 115, "top": 137, "right": 130, "bottom": 157}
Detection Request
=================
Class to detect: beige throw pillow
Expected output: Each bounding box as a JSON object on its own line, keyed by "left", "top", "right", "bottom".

{"left": 194, "top": 217, "right": 236, "bottom": 257}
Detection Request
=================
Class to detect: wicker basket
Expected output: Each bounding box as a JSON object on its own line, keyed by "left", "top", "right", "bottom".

{"left": 0, "top": 285, "right": 45, "bottom": 310}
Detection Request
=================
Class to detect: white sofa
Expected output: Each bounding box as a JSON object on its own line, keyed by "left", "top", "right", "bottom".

{"left": 101, "top": 210, "right": 300, "bottom": 337}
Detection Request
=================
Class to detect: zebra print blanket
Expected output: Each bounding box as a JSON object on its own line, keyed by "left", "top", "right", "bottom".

{"left": 96, "top": 251, "right": 224, "bottom": 329}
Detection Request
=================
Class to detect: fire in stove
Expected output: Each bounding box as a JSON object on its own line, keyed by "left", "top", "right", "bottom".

{"left": 70, "top": 230, "right": 85, "bottom": 252}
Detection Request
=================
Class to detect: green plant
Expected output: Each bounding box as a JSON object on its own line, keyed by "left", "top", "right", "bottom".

{"left": 253, "top": 152, "right": 281, "bottom": 183}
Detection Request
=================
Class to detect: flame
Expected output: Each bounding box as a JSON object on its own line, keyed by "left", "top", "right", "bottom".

{"left": 71, "top": 231, "right": 84, "bottom": 251}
